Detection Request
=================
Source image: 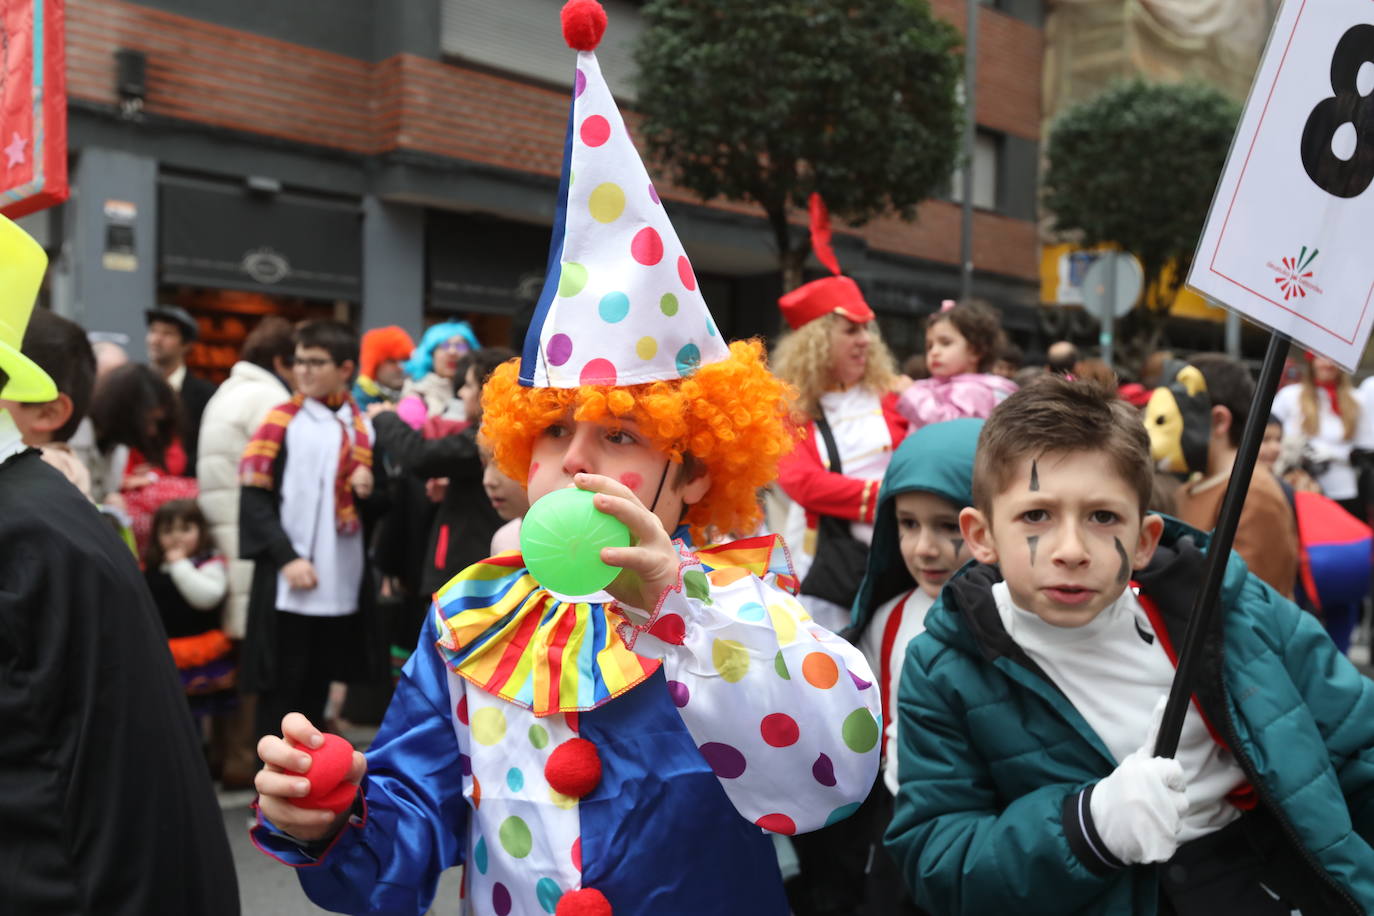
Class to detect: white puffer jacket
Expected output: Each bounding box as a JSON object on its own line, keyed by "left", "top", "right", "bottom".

{"left": 195, "top": 361, "right": 289, "bottom": 638}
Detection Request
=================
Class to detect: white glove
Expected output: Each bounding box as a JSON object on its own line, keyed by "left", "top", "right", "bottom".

{"left": 1088, "top": 699, "right": 1190, "bottom": 865}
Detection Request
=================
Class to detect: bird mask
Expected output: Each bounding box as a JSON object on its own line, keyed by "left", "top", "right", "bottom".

{"left": 1143, "top": 360, "right": 1210, "bottom": 476}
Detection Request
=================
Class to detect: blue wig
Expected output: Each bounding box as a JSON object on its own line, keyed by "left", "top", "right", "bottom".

{"left": 403, "top": 321, "right": 481, "bottom": 379}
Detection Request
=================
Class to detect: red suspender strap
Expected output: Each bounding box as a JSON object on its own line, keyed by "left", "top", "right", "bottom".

{"left": 1133, "top": 583, "right": 1257, "bottom": 810}
{"left": 878, "top": 590, "right": 912, "bottom": 760}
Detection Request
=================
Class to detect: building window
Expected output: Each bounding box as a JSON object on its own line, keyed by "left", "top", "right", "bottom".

{"left": 948, "top": 130, "right": 1002, "bottom": 211}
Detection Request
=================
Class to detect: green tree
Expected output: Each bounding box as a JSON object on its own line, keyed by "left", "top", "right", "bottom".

{"left": 635, "top": 0, "right": 964, "bottom": 291}
{"left": 1043, "top": 79, "right": 1241, "bottom": 355}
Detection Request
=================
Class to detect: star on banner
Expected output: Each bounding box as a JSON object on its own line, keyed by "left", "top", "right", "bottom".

{"left": 5, "top": 133, "right": 28, "bottom": 168}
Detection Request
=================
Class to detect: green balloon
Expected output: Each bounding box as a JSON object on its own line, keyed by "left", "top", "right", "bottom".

{"left": 520, "top": 488, "right": 631, "bottom": 596}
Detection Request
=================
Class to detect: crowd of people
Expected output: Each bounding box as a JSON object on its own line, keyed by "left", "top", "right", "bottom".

{"left": 8, "top": 4, "right": 1374, "bottom": 914}
{"left": 9, "top": 222, "right": 1374, "bottom": 915}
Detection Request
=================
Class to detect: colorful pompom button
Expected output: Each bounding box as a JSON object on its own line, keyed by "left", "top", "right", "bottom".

{"left": 545, "top": 737, "right": 602, "bottom": 799}
{"left": 556, "top": 887, "right": 612, "bottom": 916}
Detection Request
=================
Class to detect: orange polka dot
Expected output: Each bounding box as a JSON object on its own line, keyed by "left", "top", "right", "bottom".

{"left": 802, "top": 652, "right": 839, "bottom": 689}
{"left": 472, "top": 773, "right": 482, "bottom": 809}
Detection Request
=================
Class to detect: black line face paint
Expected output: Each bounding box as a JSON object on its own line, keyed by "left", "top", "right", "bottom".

{"left": 950, "top": 537, "right": 963, "bottom": 558}
{"left": 1029, "top": 459, "right": 1040, "bottom": 492}
{"left": 1114, "top": 537, "right": 1130, "bottom": 586}
{"left": 1027, "top": 535, "right": 1039, "bottom": 566}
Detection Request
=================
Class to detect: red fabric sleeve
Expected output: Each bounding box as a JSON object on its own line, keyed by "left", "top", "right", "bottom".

{"left": 777, "top": 423, "right": 881, "bottom": 524}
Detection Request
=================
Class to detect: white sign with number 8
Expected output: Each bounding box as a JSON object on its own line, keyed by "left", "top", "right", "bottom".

{"left": 1189, "top": 0, "right": 1374, "bottom": 371}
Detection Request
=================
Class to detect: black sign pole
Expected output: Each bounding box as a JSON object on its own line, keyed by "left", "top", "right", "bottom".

{"left": 1154, "top": 330, "right": 1289, "bottom": 758}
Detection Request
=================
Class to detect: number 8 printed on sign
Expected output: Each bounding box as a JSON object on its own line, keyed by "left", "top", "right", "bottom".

{"left": 1301, "top": 24, "right": 1374, "bottom": 198}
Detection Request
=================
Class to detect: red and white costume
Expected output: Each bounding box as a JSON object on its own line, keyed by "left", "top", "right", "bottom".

{"left": 779, "top": 388, "right": 907, "bottom": 585}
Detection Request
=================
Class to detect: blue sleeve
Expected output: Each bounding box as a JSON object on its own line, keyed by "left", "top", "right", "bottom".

{"left": 1268, "top": 585, "right": 1374, "bottom": 837}
{"left": 251, "top": 612, "right": 469, "bottom": 915}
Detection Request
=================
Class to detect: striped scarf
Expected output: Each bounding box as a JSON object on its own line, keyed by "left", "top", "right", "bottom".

{"left": 239, "top": 391, "right": 372, "bottom": 534}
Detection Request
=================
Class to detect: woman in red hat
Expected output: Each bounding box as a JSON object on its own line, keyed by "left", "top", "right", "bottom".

{"left": 772, "top": 195, "right": 908, "bottom": 633}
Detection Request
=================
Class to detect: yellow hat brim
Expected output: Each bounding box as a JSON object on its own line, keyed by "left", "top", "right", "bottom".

{"left": 0, "top": 338, "right": 57, "bottom": 402}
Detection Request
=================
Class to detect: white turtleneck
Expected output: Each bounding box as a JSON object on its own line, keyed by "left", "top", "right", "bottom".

{"left": 992, "top": 582, "right": 1244, "bottom": 843}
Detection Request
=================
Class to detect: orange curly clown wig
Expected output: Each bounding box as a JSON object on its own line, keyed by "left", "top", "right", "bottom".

{"left": 481, "top": 339, "right": 798, "bottom": 541}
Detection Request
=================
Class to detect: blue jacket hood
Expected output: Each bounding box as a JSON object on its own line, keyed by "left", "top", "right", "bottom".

{"left": 851, "top": 417, "right": 982, "bottom": 632}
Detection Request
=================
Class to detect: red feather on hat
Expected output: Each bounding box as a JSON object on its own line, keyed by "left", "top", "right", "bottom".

{"left": 808, "top": 193, "right": 843, "bottom": 277}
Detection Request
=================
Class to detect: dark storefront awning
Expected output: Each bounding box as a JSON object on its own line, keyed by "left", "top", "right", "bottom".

{"left": 160, "top": 173, "right": 361, "bottom": 301}
{"left": 427, "top": 210, "right": 551, "bottom": 315}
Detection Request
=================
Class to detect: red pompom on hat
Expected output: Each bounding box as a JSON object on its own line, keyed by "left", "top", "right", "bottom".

{"left": 556, "top": 887, "right": 612, "bottom": 916}
{"left": 562, "top": 0, "right": 607, "bottom": 51}
{"left": 545, "top": 737, "right": 602, "bottom": 798}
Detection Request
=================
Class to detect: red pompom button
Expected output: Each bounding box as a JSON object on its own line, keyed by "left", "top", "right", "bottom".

{"left": 561, "top": 0, "right": 607, "bottom": 51}
{"left": 545, "top": 737, "right": 602, "bottom": 798}
{"left": 556, "top": 887, "right": 612, "bottom": 916}
{"left": 286, "top": 734, "right": 357, "bottom": 814}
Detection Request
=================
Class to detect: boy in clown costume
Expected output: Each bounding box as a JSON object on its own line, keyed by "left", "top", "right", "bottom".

{"left": 250, "top": 3, "right": 882, "bottom": 914}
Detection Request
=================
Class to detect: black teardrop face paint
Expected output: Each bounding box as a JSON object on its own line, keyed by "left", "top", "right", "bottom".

{"left": 1027, "top": 535, "right": 1039, "bottom": 565}
{"left": 1029, "top": 459, "right": 1040, "bottom": 492}
{"left": 1114, "top": 536, "right": 1130, "bottom": 586}
{"left": 950, "top": 537, "right": 963, "bottom": 557}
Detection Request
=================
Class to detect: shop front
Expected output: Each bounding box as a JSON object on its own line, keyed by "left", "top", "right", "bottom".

{"left": 158, "top": 171, "right": 361, "bottom": 381}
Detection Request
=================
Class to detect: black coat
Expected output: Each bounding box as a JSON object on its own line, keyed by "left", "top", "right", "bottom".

{"left": 238, "top": 438, "right": 390, "bottom": 694}
{"left": 0, "top": 450, "right": 239, "bottom": 914}
{"left": 179, "top": 370, "right": 216, "bottom": 471}
{"left": 373, "top": 412, "right": 504, "bottom": 598}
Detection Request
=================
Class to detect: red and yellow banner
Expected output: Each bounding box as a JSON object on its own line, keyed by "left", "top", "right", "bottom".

{"left": 1, "top": 0, "right": 66, "bottom": 218}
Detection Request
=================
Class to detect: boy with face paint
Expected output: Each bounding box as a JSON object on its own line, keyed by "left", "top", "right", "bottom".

{"left": 886, "top": 376, "right": 1374, "bottom": 914}
{"left": 849, "top": 417, "right": 980, "bottom": 915}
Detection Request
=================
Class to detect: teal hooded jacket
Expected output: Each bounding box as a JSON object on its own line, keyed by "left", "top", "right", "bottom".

{"left": 849, "top": 417, "right": 982, "bottom": 637}
{"left": 886, "top": 518, "right": 1374, "bottom": 914}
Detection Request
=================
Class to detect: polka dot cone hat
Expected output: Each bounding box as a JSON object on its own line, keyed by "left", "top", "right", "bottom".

{"left": 519, "top": 1, "right": 730, "bottom": 389}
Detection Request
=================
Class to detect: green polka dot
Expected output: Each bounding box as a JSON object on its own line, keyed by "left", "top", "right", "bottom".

{"left": 774, "top": 650, "right": 790, "bottom": 680}
{"left": 660, "top": 293, "right": 679, "bottom": 316}
{"left": 474, "top": 836, "right": 489, "bottom": 873}
{"left": 684, "top": 568, "right": 711, "bottom": 603}
{"left": 825, "top": 801, "right": 863, "bottom": 827}
{"left": 498, "top": 815, "right": 532, "bottom": 858}
{"left": 558, "top": 262, "right": 588, "bottom": 298}
{"left": 528, "top": 723, "right": 549, "bottom": 749}
{"left": 842, "top": 708, "right": 880, "bottom": 753}
{"left": 536, "top": 877, "right": 561, "bottom": 913}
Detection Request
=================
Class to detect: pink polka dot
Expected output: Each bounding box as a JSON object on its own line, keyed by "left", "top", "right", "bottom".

{"left": 580, "top": 115, "right": 611, "bottom": 147}
{"left": 812, "top": 753, "right": 836, "bottom": 787}
{"left": 572, "top": 836, "right": 582, "bottom": 872}
{"left": 579, "top": 358, "right": 617, "bottom": 386}
{"left": 548, "top": 334, "right": 573, "bottom": 367}
{"left": 648, "top": 183, "right": 660, "bottom": 204}
{"left": 677, "top": 255, "right": 697, "bottom": 291}
{"left": 455, "top": 695, "right": 469, "bottom": 725}
{"left": 667, "top": 679, "right": 690, "bottom": 707}
{"left": 619, "top": 471, "right": 643, "bottom": 491}
{"left": 492, "top": 882, "right": 511, "bottom": 916}
{"left": 631, "top": 227, "right": 664, "bottom": 265}
{"left": 756, "top": 813, "right": 797, "bottom": 835}
{"left": 649, "top": 612, "right": 686, "bottom": 645}
{"left": 699, "top": 742, "right": 746, "bottom": 778}
{"left": 761, "top": 713, "right": 800, "bottom": 747}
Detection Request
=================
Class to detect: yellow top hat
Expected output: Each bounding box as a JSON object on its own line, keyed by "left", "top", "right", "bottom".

{"left": 0, "top": 216, "right": 57, "bottom": 403}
